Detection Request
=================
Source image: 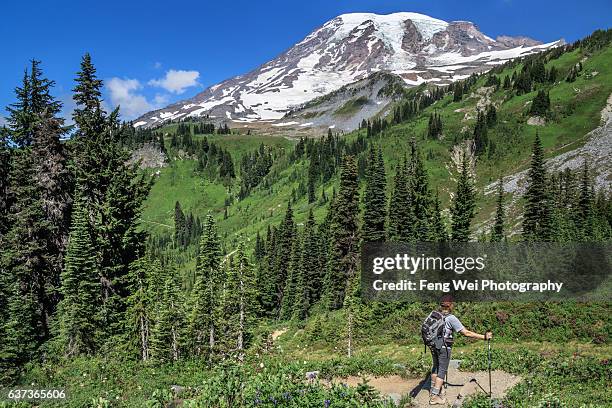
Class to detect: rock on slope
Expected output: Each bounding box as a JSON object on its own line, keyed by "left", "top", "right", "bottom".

{"left": 135, "top": 12, "right": 561, "bottom": 130}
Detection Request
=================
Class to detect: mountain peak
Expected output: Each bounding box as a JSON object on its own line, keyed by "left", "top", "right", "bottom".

{"left": 134, "top": 12, "right": 559, "bottom": 130}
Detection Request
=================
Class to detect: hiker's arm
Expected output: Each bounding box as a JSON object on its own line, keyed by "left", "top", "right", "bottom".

{"left": 460, "top": 329, "right": 492, "bottom": 340}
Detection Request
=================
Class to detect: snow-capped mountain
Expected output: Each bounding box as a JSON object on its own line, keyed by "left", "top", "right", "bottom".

{"left": 134, "top": 12, "right": 562, "bottom": 129}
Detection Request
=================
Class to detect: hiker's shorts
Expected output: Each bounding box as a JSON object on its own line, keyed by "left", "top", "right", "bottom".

{"left": 431, "top": 346, "right": 451, "bottom": 379}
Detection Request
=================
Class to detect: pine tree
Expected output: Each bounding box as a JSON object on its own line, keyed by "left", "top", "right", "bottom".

{"left": 409, "top": 141, "right": 431, "bottom": 241}
{"left": 450, "top": 153, "right": 476, "bottom": 242}
{"left": 324, "top": 155, "right": 360, "bottom": 310}
{"left": 71, "top": 55, "right": 152, "bottom": 340}
{"left": 0, "top": 132, "right": 11, "bottom": 236}
{"left": 5, "top": 69, "right": 33, "bottom": 147}
{"left": 473, "top": 111, "right": 489, "bottom": 156}
{"left": 280, "top": 235, "right": 301, "bottom": 320}
{"left": 3, "top": 148, "right": 53, "bottom": 341}
{"left": 529, "top": 90, "right": 551, "bottom": 117}
{"left": 301, "top": 210, "right": 323, "bottom": 312}
{"left": 56, "top": 190, "right": 100, "bottom": 356}
{"left": 388, "top": 157, "right": 412, "bottom": 241}
{"left": 491, "top": 178, "right": 506, "bottom": 242}
{"left": 522, "top": 133, "right": 553, "bottom": 241}
{"left": 122, "top": 256, "right": 164, "bottom": 361}
{"left": 273, "top": 203, "right": 295, "bottom": 317}
{"left": 150, "top": 266, "right": 185, "bottom": 363}
{"left": 32, "top": 111, "right": 73, "bottom": 310}
{"left": 72, "top": 53, "right": 103, "bottom": 130}
{"left": 189, "top": 213, "right": 222, "bottom": 358}
{"left": 257, "top": 226, "right": 277, "bottom": 316}
{"left": 222, "top": 240, "right": 258, "bottom": 362}
{"left": 362, "top": 146, "right": 386, "bottom": 242}
{"left": 575, "top": 161, "right": 594, "bottom": 240}
{"left": 174, "top": 201, "right": 186, "bottom": 245}
{"left": 428, "top": 190, "right": 447, "bottom": 242}
{"left": 5, "top": 60, "right": 60, "bottom": 148}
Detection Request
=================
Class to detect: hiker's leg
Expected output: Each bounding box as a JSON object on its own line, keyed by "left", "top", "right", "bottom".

{"left": 434, "top": 347, "right": 451, "bottom": 390}
{"left": 430, "top": 348, "right": 439, "bottom": 392}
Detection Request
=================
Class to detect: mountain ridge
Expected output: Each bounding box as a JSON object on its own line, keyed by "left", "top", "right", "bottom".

{"left": 134, "top": 12, "right": 562, "bottom": 130}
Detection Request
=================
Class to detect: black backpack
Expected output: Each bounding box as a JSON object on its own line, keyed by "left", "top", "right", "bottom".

{"left": 421, "top": 310, "right": 446, "bottom": 348}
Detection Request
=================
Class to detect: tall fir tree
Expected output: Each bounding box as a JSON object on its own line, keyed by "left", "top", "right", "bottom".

{"left": 450, "top": 153, "right": 476, "bottom": 242}
{"left": 72, "top": 53, "right": 104, "bottom": 131}
{"left": 428, "top": 190, "right": 447, "bottom": 242}
{"left": 362, "top": 145, "right": 387, "bottom": 242}
{"left": 273, "top": 203, "right": 295, "bottom": 317}
{"left": 56, "top": 190, "right": 100, "bottom": 357}
{"left": 522, "top": 133, "right": 553, "bottom": 241}
{"left": 71, "top": 54, "right": 152, "bottom": 340}
{"left": 279, "top": 234, "right": 301, "bottom": 320}
{"left": 324, "top": 155, "right": 360, "bottom": 310}
{"left": 575, "top": 161, "right": 594, "bottom": 240}
{"left": 188, "top": 213, "right": 222, "bottom": 359}
{"left": 491, "top": 178, "right": 506, "bottom": 242}
{"left": 150, "top": 265, "right": 186, "bottom": 363}
{"left": 221, "top": 240, "right": 258, "bottom": 362}
{"left": 388, "top": 157, "right": 412, "bottom": 241}
{"left": 121, "top": 256, "right": 163, "bottom": 361}
{"left": 409, "top": 141, "right": 431, "bottom": 241}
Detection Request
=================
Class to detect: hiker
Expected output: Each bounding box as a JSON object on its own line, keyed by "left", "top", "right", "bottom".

{"left": 423, "top": 295, "right": 492, "bottom": 405}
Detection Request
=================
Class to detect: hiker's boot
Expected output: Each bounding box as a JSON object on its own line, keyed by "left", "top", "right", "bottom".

{"left": 429, "top": 394, "right": 447, "bottom": 405}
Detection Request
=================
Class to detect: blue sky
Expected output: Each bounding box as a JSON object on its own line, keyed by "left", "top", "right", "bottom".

{"left": 2, "top": 0, "right": 610, "bottom": 122}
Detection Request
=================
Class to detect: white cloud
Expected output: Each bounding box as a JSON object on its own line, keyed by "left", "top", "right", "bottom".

{"left": 148, "top": 69, "right": 200, "bottom": 94}
{"left": 153, "top": 94, "right": 169, "bottom": 105}
{"left": 153, "top": 61, "right": 162, "bottom": 69}
{"left": 107, "top": 77, "right": 156, "bottom": 120}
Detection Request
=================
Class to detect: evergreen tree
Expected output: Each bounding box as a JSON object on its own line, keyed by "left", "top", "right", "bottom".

{"left": 409, "top": 141, "right": 431, "bottom": 241}
{"left": 150, "top": 266, "right": 185, "bottom": 363}
{"left": 174, "top": 201, "right": 186, "bottom": 245}
{"left": 388, "top": 157, "right": 412, "bottom": 241}
{"left": 32, "top": 111, "right": 73, "bottom": 306}
{"left": 71, "top": 55, "right": 152, "bottom": 340}
{"left": 72, "top": 53, "right": 103, "bottom": 129}
{"left": 324, "top": 155, "right": 360, "bottom": 310}
{"left": 221, "top": 240, "right": 257, "bottom": 362}
{"left": 279, "top": 235, "right": 301, "bottom": 320}
{"left": 522, "top": 133, "right": 553, "bottom": 241}
{"left": 6, "top": 60, "right": 61, "bottom": 147}
{"left": 273, "top": 203, "right": 295, "bottom": 317}
{"left": 122, "top": 256, "right": 157, "bottom": 361}
{"left": 3, "top": 148, "right": 53, "bottom": 341}
{"left": 428, "top": 190, "right": 447, "bottom": 242}
{"left": 491, "top": 178, "right": 506, "bottom": 242}
{"left": 189, "top": 213, "right": 223, "bottom": 359}
{"left": 362, "top": 146, "right": 387, "bottom": 242}
{"left": 301, "top": 210, "right": 323, "bottom": 311}
{"left": 257, "top": 226, "right": 277, "bottom": 316}
{"left": 473, "top": 111, "right": 489, "bottom": 156}
{"left": 575, "top": 161, "right": 594, "bottom": 240}
{"left": 56, "top": 191, "right": 100, "bottom": 356}
{"left": 450, "top": 153, "right": 476, "bottom": 242}
{"left": 529, "top": 90, "right": 551, "bottom": 117}
{"left": 0, "top": 132, "right": 11, "bottom": 236}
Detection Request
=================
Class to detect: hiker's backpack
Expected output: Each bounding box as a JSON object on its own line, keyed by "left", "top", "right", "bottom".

{"left": 421, "top": 310, "right": 446, "bottom": 348}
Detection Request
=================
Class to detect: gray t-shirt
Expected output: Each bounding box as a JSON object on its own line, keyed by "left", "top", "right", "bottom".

{"left": 443, "top": 314, "right": 465, "bottom": 344}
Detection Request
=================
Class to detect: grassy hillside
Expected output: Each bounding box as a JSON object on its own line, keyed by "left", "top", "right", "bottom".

{"left": 142, "top": 43, "right": 612, "bottom": 248}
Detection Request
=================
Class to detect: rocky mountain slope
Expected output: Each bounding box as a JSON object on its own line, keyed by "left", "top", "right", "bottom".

{"left": 134, "top": 12, "right": 562, "bottom": 130}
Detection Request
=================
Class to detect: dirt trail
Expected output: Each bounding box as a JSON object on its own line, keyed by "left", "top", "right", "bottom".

{"left": 333, "top": 364, "right": 521, "bottom": 407}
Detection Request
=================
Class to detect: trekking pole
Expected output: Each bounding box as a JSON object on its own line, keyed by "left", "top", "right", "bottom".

{"left": 487, "top": 331, "right": 492, "bottom": 398}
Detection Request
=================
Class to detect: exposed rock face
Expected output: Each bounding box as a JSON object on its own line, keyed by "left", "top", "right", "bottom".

{"left": 127, "top": 143, "right": 167, "bottom": 169}
{"left": 134, "top": 12, "right": 562, "bottom": 130}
